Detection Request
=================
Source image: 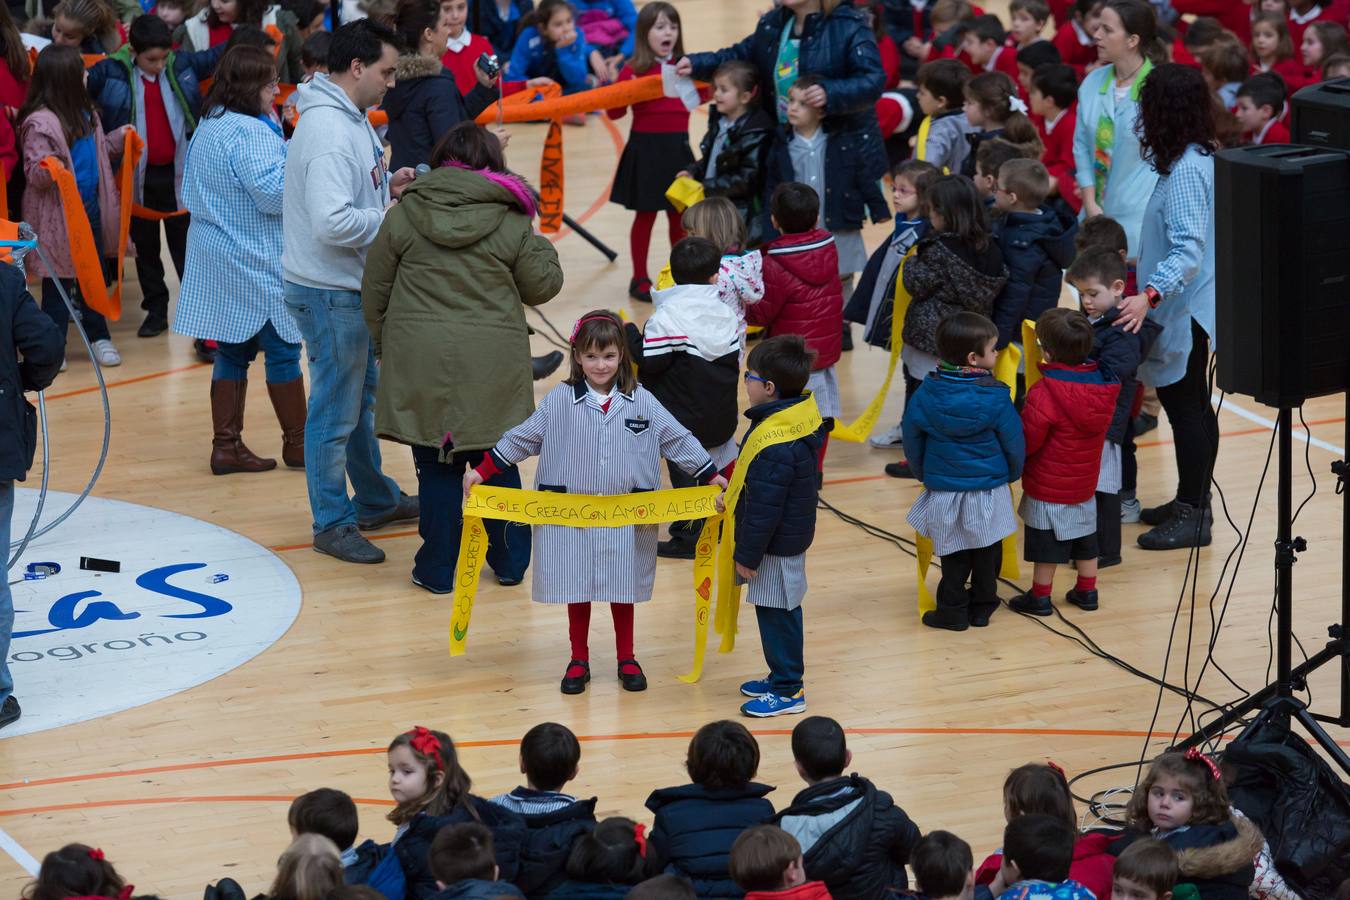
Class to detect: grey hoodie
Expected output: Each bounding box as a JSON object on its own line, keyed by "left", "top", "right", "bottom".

{"left": 283, "top": 74, "right": 389, "bottom": 291}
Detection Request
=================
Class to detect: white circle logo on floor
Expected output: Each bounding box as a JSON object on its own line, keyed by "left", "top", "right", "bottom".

{"left": 4, "top": 489, "right": 301, "bottom": 737}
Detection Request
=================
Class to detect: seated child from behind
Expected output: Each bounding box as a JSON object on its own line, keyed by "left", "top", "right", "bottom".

{"left": 289, "top": 788, "right": 377, "bottom": 884}
{"left": 1111, "top": 839, "right": 1178, "bottom": 900}
{"left": 429, "top": 823, "right": 526, "bottom": 900}
{"left": 912, "top": 830, "right": 977, "bottom": 900}
{"left": 730, "top": 825, "right": 831, "bottom": 900}
{"left": 991, "top": 814, "right": 1093, "bottom": 900}
{"left": 752, "top": 182, "right": 844, "bottom": 470}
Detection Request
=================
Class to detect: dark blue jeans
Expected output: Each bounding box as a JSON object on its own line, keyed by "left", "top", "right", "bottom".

{"left": 756, "top": 604, "right": 804, "bottom": 695}
{"left": 411, "top": 445, "right": 531, "bottom": 591}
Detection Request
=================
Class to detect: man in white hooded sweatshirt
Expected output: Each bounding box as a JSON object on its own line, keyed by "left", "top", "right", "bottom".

{"left": 283, "top": 19, "right": 420, "bottom": 564}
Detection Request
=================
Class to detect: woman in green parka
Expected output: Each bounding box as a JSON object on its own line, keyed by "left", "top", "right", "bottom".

{"left": 362, "top": 121, "right": 564, "bottom": 595}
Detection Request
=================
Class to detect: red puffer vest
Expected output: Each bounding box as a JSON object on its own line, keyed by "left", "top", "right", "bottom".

{"left": 1021, "top": 361, "right": 1121, "bottom": 504}
{"left": 751, "top": 228, "right": 844, "bottom": 370}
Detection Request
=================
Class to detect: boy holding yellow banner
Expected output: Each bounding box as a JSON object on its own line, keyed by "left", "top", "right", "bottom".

{"left": 726, "top": 335, "right": 826, "bottom": 718}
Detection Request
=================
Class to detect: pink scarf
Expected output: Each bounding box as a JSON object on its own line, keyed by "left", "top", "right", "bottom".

{"left": 441, "top": 160, "right": 537, "bottom": 218}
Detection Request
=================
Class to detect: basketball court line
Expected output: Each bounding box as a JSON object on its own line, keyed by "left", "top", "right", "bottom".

{"left": 0, "top": 825, "right": 39, "bottom": 876}
{"left": 1214, "top": 395, "right": 1345, "bottom": 455}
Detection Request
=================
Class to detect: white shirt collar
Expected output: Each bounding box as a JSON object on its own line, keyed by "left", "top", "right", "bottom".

{"left": 1072, "top": 18, "right": 1091, "bottom": 45}
{"left": 1255, "top": 117, "right": 1277, "bottom": 143}
{"left": 445, "top": 29, "right": 473, "bottom": 53}
{"left": 984, "top": 46, "right": 1001, "bottom": 71}
{"left": 137, "top": 66, "right": 160, "bottom": 82}
{"left": 1045, "top": 108, "right": 1067, "bottom": 133}
{"left": 1290, "top": 5, "right": 1322, "bottom": 25}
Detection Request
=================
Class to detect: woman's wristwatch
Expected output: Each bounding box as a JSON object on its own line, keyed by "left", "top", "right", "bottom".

{"left": 1145, "top": 285, "right": 1162, "bottom": 308}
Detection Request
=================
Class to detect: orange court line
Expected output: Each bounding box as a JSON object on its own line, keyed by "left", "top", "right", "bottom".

{"left": 0, "top": 795, "right": 395, "bottom": 818}
{"left": 43, "top": 362, "right": 211, "bottom": 401}
{"left": 0, "top": 726, "right": 1275, "bottom": 797}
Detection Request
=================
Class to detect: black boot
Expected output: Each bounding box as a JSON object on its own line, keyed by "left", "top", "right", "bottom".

{"left": 1140, "top": 498, "right": 1177, "bottom": 526}
{"left": 1137, "top": 500, "right": 1212, "bottom": 550}
{"left": 532, "top": 351, "right": 564, "bottom": 381}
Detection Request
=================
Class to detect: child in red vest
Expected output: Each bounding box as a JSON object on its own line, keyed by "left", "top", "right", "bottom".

{"left": 1010, "top": 308, "right": 1119, "bottom": 617}
{"left": 751, "top": 182, "right": 843, "bottom": 474}
{"left": 1235, "top": 73, "right": 1291, "bottom": 144}
{"left": 731, "top": 826, "right": 834, "bottom": 900}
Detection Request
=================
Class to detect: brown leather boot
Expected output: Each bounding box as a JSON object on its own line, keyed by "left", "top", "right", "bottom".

{"left": 266, "top": 377, "right": 307, "bottom": 469}
{"left": 210, "top": 379, "right": 277, "bottom": 475}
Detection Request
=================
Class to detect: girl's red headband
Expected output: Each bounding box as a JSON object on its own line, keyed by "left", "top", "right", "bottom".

{"left": 570, "top": 314, "right": 618, "bottom": 344}
{"left": 1184, "top": 748, "right": 1222, "bottom": 781}
{"left": 406, "top": 726, "right": 445, "bottom": 771}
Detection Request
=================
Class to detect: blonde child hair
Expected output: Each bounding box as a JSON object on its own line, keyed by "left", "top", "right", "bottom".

{"left": 270, "top": 834, "right": 344, "bottom": 900}
{"left": 682, "top": 197, "right": 748, "bottom": 254}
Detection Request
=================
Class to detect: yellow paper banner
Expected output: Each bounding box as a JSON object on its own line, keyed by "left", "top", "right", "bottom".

{"left": 833, "top": 249, "right": 915, "bottom": 443}
{"left": 450, "top": 395, "right": 823, "bottom": 685}
{"left": 1022, "top": 319, "right": 1042, "bottom": 390}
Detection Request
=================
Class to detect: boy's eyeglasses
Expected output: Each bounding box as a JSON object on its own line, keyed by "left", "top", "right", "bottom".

{"left": 743, "top": 372, "right": 769, "bottom": 385}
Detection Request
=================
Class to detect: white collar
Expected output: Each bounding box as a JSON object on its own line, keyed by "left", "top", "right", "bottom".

{"left": 1072, "top": 18, "right": 1091, "bottom": 45}
{"left": 1290, "top": 5, "right": 1322, "bottom": 24}
{"left": 137, "top": 67, "right": 160, "bottom": 82}
{"left": 984, "top": 46, "right": 1001, "bottom": 71}
{"left": 1255, "top": 117, "right": 1277, "bottom": 142}
{"left": 445, "top": 29, "right": 473, "bottom": 53}
{"left": 1045, "top": 108, "right": 1067, "bottom": 133}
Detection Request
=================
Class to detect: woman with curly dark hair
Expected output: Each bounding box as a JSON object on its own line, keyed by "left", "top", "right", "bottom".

{"left": 1114, "top": 62, "right": 1218, "bottom": 552}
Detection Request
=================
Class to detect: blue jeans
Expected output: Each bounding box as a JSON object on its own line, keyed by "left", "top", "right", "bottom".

{"left": 0, "top": 481, "right": 14, "bottom": 706}
{"left": 283, "top": 281, "right": 402, "bottom": 535}
{"left": 756, "top": 604, "right": 804, "bottom": 695}
{"left": 411, "top": 446, "right": 531, "bottom": 590}
{"left": 213, "top": 320, "right": 303, "bottom": 383}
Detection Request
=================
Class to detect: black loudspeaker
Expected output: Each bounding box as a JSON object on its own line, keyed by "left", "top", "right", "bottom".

{"left": 1291, "top": 77, "right": 1350, "bottom": 149}
{"left": 1214, "top": 144, "right": 1350, "bottom": 407}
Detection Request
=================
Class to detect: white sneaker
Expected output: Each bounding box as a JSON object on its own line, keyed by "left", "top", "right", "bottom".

{"left": 869, "top": 422, "right": 905, "bottom": 450}
{"left": 90, "top": 339, "right": 122, "bottom": 367}
{"left": 1121, "top": 496, "right": 1141, "bottom": 524}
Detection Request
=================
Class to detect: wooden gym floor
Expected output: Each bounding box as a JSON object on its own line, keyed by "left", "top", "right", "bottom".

{"left": 1, "top": 1, "right": 1347, "bottom": 895}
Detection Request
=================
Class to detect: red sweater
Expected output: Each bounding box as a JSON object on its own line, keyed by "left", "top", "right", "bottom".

{"left": 1021, "top": 361, "right": 1120, "bottom": 504}
{"left": 1053, "top": 20, "right": 1097, "bottom": 77}
{"left": 976, "top": 834, "right": 1116, "bottom": 900}
{"left": 0, "top": 58, "right": 27, "bottom": 108}
{"left": 1038, "top": 105, "right": 1080, "bottom": 213}
{"left": 605, "top": 63, "right": 698, "bottom": 132}
{"left": 442, "top": 35, "right": 531, "bottom": 100}
{"left": 967, "top": 44, "right": 1022, "bottom": 84}
{"left": 745, "top": 884, "right": 833, "bottom": 900}
{"left": 1174, "top": 0, "right": 1252, "bottom": 44}
{"left": 1248, "top": 118, "right": 1291, "bottom": 143}
{"left": 1254, "top": 57, "right": 1311, "bottom": 94}
{"left": 1287, "top": 4, "right": 1334, "bottom": 51}
{"left": 753, "top": 229, "right": 844, "bottom": 371}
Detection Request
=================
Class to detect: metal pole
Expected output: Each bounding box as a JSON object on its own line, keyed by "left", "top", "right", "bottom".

{"left": 1277, "top": 406, "right": 1294, "bottom": 698}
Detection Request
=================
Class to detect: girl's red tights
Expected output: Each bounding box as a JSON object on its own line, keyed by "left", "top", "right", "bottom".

{"left": 566, "top": 602, "right": 635, "bottom": 661}
{"left": 629, "top": 210, "right": 686, "bottom": 283}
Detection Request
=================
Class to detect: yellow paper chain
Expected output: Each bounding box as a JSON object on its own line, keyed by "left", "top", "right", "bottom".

{"left": 832, "top": 249, "right": 915, "bottom": 443}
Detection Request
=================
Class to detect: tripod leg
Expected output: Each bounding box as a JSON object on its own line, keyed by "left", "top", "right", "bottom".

{"left": 561, "top": 213, "right": 619, "bottom": 262}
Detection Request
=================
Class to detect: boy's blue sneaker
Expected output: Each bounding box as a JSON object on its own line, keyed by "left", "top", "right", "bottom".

{"left": 740, "top": 690, "right": 806, "bottom": 718}
{"left": 740, "top": 676, "right": 773, "bottom": 697}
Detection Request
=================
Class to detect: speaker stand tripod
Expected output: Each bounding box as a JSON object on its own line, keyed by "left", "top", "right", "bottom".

{"left": 1175, "top": 397, "right": 1350, "bottom": 777}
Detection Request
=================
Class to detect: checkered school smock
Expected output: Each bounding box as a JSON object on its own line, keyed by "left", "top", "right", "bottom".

{"left": 907, "top": 487, "right": 1017, "bottom": 557}
{"left": 486, "top": 381, "right": 715, "bottom": 605}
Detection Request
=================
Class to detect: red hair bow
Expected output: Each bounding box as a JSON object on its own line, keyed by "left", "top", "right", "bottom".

{"left": 1046, "top": 760, "right": 1067, "bottom": 780}
{"left": 570, "top": 314, "right": 616, "bottom": 344}
{"left": 117, "top": 886, "right": 135, "bottom": 900}
{"left": 1184, "top": 748, "right": 1221, "bottom": 781}
{"left": 633, "top": 822, "right": 648, "bottom": 859}
{"left": 87, "top": 848, "right": 105, "bottom": 861}
{"left": 407, "top": 726, "right": 445, "bottom": 771}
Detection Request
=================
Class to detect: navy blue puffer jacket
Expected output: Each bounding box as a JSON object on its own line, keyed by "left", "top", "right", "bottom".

{"left": 397, "top": 798, "right": 528, "bottom": 900}
{"left": 990, "top": 204, "right": 1078, "bottom": 349}
{"left": 514, "top": 798, "right": 597, "bottom": 898}
{"left": 644, "top": 782, "right": 776, "bottom": 898}
{"left": 686, "top": 5, "right": 888, "bottom": 184}
{"left": 901, "top": 369, "right": 1025, "bottom": 492}
{"left": 733, "top": 396, "right": 826, "bottom": 570}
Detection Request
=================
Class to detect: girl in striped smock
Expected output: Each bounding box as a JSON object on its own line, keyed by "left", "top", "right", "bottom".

{"left": 464, "top": 311, "right": 728, "bottom": 696}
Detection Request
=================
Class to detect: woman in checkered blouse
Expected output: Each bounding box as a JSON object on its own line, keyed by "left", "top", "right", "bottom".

{"left": 175, "top": 45, "right": 307, "bottom": 477}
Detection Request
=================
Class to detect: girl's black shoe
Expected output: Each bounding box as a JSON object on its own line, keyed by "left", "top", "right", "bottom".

{"left": 628, "top": 278, "right": 653, "bottom": 303}
{"left": 1066, "top": 588, "right": 1099, "bottom": 611}
{"left": 561, "top": 660, "right": 590, "bottom": 695}
{"left": 618, "top": 658, "right": 647, "bottom": 691}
